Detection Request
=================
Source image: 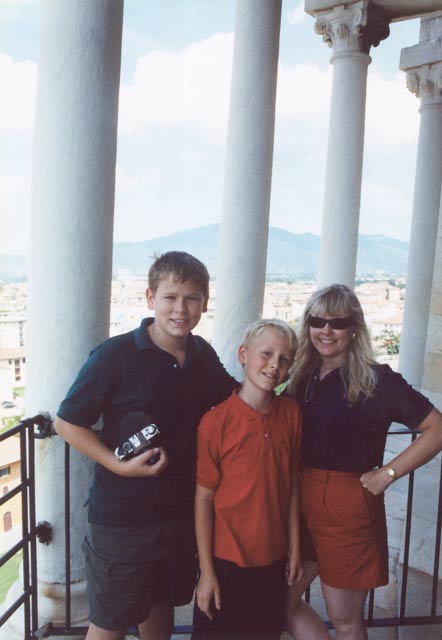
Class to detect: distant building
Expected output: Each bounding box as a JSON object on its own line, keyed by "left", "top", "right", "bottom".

{"left": 0, "top": 435, "right": 21, "bottom": 535}
{"left": 0, "top": 315, "right": 26, "bottom": 349}
{"left": 0, "top": 347, "right": 26, "bottom": 389}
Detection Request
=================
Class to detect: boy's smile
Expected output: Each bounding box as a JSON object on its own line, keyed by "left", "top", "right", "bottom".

{"left": 146, "top": 275, "right": 208, "bottom": 350}
{"left": 238, "top": 328, "right": 293, "bottom": 408}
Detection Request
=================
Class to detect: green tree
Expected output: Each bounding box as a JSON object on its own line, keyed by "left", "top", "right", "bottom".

{"left": 377, "top": 329, "right": 400, "bottom": 355}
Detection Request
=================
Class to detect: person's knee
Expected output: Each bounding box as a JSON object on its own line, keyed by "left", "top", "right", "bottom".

{"left": 286, "top": 594, "right": 305, "bottom": 624}
{"left": 86, "top": 622, "right": 125, "bottom": 640}
{"left": 327, "top": 611, "right": 364, "bottom": 636}
{"left": 139, "top": 604, "right": 174, "bottom": 640}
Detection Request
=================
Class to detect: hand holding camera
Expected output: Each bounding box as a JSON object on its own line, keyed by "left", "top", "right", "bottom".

{"left": 113, "top": 411, "right": 168, "bottom": 478}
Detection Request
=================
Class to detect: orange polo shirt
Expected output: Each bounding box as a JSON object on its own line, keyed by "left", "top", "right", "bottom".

{"left": 197, "top": 390, "right": 302, "bottom": 568}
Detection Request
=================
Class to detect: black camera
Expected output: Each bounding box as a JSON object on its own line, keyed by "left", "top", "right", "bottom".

{"left": 114, "top": 414, "right": 162, "bottom": 465}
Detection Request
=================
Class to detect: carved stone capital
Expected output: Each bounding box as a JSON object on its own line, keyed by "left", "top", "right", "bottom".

{"left": 406, "top": 62, "right": 442, "bottom": 106}
{"left": 314, "top": 1, "right": 389, "bottom": 56}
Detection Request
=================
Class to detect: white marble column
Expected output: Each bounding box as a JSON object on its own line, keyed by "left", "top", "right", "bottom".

{"left": 399, "top": 17, "right": 442, "bottom": 389}
{"left": 212, "top": 0, "right": 282, "bottom": 377}
{"left": 307, "top": 2, "right": 389, "bottom": 288}
{"left": 421, "top": 194, "right": 442, "bottom": 410}
{"left": 4, "top": 1, "right": 124, "bottom": 635}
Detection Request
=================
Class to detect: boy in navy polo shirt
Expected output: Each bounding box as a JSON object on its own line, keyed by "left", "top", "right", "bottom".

{"left": 55, "top": 251, "right": 237, "bottom": 640}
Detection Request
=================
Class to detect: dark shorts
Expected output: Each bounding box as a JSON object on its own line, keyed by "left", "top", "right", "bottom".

{"left": 301, "top": 467, "right": 389, "bottom": 589}
{"left": 83, "top": 518, "right": 197, "bottom": 631}
{"left": 191, "top": 557, "right": 285, "bottom": 640}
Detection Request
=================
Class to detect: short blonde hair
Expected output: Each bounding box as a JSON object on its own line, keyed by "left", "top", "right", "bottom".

{"left": 241, "top": 318, "right": 298, "bottom": 359}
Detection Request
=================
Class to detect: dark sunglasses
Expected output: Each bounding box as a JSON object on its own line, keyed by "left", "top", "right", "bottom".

{"left": 307, "top": 315, "right": 353, "bottom": 330}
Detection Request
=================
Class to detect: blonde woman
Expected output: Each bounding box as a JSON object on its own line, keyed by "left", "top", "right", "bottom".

{"left": 286, "top": 284, "right": 442, "bottom": 640}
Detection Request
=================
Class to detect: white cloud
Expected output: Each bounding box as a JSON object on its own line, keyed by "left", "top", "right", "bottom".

{"left": 0, "top": 175, "right": 31, "bottom": 254}
{"left": 115, "top": 165, "right": 140, "bottom": 191}
{"left": 115, "top": 164, "right": 162, "bottom": 191}
{"left": 276, "top": 62, "right": 418, "bottom": 150}
{"left": 0, "top": 53, "right": 37, "bottom": 132}
{"left": 287, "top": 3, "right": 307, "bottom": 26}
{"left": 0, "top": 30, "right": 422, "bottom": 253}
{"left": 360, "top": 183, "right": 414, "bottom": 240}
{"left": 366, "top": 71, "right": 419, "bottom": 146}
{"left": 114, "top": 45, "right": 421, "bottom": 244}
{"left": 277, "top": 62, "right": 332, "bottom": 121}
{"left": 118, "top": 32, "right": 233, "bottom": 143}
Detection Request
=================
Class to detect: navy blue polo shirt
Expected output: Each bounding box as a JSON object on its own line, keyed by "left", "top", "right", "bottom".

{"left": 57, "top": 318, "right": 237, "bottom": 526}
{"left": 295, "top": 364, "right": 433, "bottom": 473}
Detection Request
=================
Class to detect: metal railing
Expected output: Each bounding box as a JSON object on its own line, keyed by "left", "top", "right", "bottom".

{"left": 0, "top": 418, "right": 441, "bottom": 638}
{"left": 0, "top": 414, "right": 52, "bottom": 638}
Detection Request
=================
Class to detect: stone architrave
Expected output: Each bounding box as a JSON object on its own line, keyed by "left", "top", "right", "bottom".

{"left": 3, "top": 2, "right": 124, "bottom": 637}
{"left": 399, "top": 17, "right": 442, "bottom": 389}
{"left": 311, "top": 1, "right": 389, "bottom": 288}
{"left": 213, "top": 0, "right": 282, "bottom": 377}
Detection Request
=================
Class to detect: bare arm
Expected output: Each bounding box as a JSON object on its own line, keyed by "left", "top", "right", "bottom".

{"left": 54, "top": 416, "right": 168, "bottom": 478}
{"left": 361, "top": 408, "right": 442, "bottom": 495}
{"left": 194, "top": 483, "right": 221, "bottom": 620}
{"left": 286, "top": 474, "right": 304, "bottom": 586}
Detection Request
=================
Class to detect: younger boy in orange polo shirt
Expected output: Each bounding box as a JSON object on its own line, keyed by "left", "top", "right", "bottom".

{"left": 192, "top": 319, "right": 303, "bottom": 640}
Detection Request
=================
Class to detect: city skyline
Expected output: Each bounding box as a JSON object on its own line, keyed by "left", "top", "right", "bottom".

{"left": 1, "top": 1, "right": 422, "bottom": 257}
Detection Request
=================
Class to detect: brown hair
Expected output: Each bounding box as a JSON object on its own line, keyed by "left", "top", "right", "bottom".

{"left": 148, "top": 251, "right": 209, "bottom": 298}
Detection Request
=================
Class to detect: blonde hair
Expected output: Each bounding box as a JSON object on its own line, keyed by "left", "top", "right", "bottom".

{"left": 241, "top": 318, "right": 298, "bottom": 360}
{"left": 287, "top": 284, "right": 377, "bottom": 404}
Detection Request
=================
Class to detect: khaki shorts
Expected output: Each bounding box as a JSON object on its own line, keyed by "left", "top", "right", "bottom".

{"left": 83, "top": 518, "right": 197, "bottom": 631}
{"left": 301, "top": 467, "right": 389, "bottom": 590}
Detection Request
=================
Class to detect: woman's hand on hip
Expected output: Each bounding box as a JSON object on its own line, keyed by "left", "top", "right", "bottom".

{"left": 360, "top": 467, "right": 394, "bottom": 495}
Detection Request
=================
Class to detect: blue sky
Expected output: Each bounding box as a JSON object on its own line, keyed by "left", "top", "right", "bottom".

{"left": 1, "top": 1, "right": 421, "bottom": 255}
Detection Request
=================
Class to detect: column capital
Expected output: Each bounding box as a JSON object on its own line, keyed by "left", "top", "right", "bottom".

{"left": 401, "top": 17, "right": 442, "bottom": 108}
{"left": 405, "top": 63, "right": 442, "bottom": 107}
{"left": 313, "top": 1, "right": 389, "bottom": 56}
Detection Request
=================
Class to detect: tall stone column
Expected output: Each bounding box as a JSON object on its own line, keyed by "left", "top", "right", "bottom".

{"left": 399, "top": 17, "right": 442, "bottom": 389}
{"left": 212, "top": 0, "right": 282, "bottom": 377}
{"left": 306, "top": 1, "right": 389, "bottom": 287}
{"left": 421, "top": 196, "right": 442, "bottom": 411}
{"left": 4, "top": 2, "right": 124, "bottom": 635}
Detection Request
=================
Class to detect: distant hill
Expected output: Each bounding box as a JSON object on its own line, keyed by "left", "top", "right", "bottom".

{"left": 108, "top": 225, "right": 410, "bottom": 277}
{"left": 0, "top": 224, "right": 409, "bottom": 280}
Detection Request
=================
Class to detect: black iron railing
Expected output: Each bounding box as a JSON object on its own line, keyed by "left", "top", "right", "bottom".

{"left": 0, "top": 418, "right": 441, "bottom": 638}
{"left": 0, "top": 414, "right": 52, "bottom": 638}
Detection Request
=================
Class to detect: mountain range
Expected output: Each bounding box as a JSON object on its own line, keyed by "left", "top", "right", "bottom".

{"left": 1, "top": 224, "right": 409, "bottom": 280}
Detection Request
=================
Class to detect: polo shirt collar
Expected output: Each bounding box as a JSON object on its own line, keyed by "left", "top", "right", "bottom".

{"left": 133, "top": 317, "right": 202, "bottom": 360}
{"left": 229, "top": 388, "right": 278, "bottom": 420}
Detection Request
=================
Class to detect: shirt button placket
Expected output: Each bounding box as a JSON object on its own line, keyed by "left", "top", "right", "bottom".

{"left": 262, "top": 415, "right": 269, "bottom": 445}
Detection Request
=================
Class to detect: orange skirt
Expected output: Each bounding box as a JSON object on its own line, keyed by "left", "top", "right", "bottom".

{"left": 300, "top": 467, "right": 389, "bottom": 590}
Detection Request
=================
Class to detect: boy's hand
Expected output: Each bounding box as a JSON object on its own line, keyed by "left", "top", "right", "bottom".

{"left": 286, "top": 551, "right": 304, "bottom": 586}
{"left": 196, "top": 572, "right": 221, "bottom": 620}
{"left": 114, "top": 447, "right": 169, "bottom": 477}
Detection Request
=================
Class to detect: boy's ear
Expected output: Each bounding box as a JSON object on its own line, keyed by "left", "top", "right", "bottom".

{"left": 202, "top": 295, "right": 209, "bottom": 313}
{"left": 146, "top": 288, "right": 155, "bottom": 310}
{"left": 238, "top": 344, "right": 247, "bottom": 365}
